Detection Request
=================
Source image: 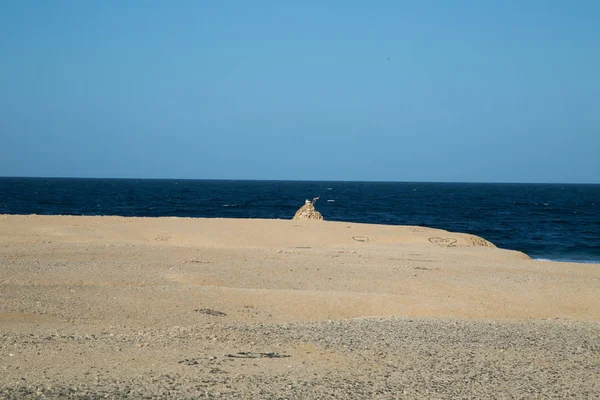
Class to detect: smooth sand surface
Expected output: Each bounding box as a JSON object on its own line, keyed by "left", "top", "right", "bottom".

{"left": 1, "top": 215, "right": 599, "bottom": 398}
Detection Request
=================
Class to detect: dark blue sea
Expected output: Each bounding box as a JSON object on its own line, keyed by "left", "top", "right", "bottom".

{"left": 0, "top": 178, "right": 598, "bottom": 264}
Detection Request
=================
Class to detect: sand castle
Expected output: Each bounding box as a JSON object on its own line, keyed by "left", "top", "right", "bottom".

{"left": 292, "top": 197, "right": 324, "bottom": 220}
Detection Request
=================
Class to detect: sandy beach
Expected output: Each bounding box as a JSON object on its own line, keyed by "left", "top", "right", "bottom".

{"left": 1, "top": 215, "right": 599, "bottom": 398}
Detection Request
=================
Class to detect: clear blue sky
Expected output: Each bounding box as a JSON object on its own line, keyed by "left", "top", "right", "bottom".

{"left": 1, "top": 1, "right": 598, "bottom": 183}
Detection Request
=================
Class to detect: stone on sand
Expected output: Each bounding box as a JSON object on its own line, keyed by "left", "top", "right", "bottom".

{"left": 293, "top": 197, "right": 324, "bottom": 220}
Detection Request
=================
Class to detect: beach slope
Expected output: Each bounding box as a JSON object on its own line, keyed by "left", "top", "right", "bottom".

{"left": 1, "top": 215, "right": 599, "bottom": 398}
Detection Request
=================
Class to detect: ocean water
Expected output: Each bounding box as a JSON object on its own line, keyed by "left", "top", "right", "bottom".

{"left": 0, "top": 178, "right": 598, "bottom": 264}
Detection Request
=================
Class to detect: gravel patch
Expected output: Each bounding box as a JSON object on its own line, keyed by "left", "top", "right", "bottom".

{"left": 2, "top": 317, "right": 599, "bottom": 399}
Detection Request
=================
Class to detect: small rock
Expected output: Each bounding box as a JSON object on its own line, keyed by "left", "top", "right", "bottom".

{"left": 292, "top": 198, "right": 323, "bottom": 220}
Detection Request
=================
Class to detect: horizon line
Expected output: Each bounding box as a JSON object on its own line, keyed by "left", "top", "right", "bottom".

{"left": 1, "top": 175, "right": 598, "bottom": 185}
